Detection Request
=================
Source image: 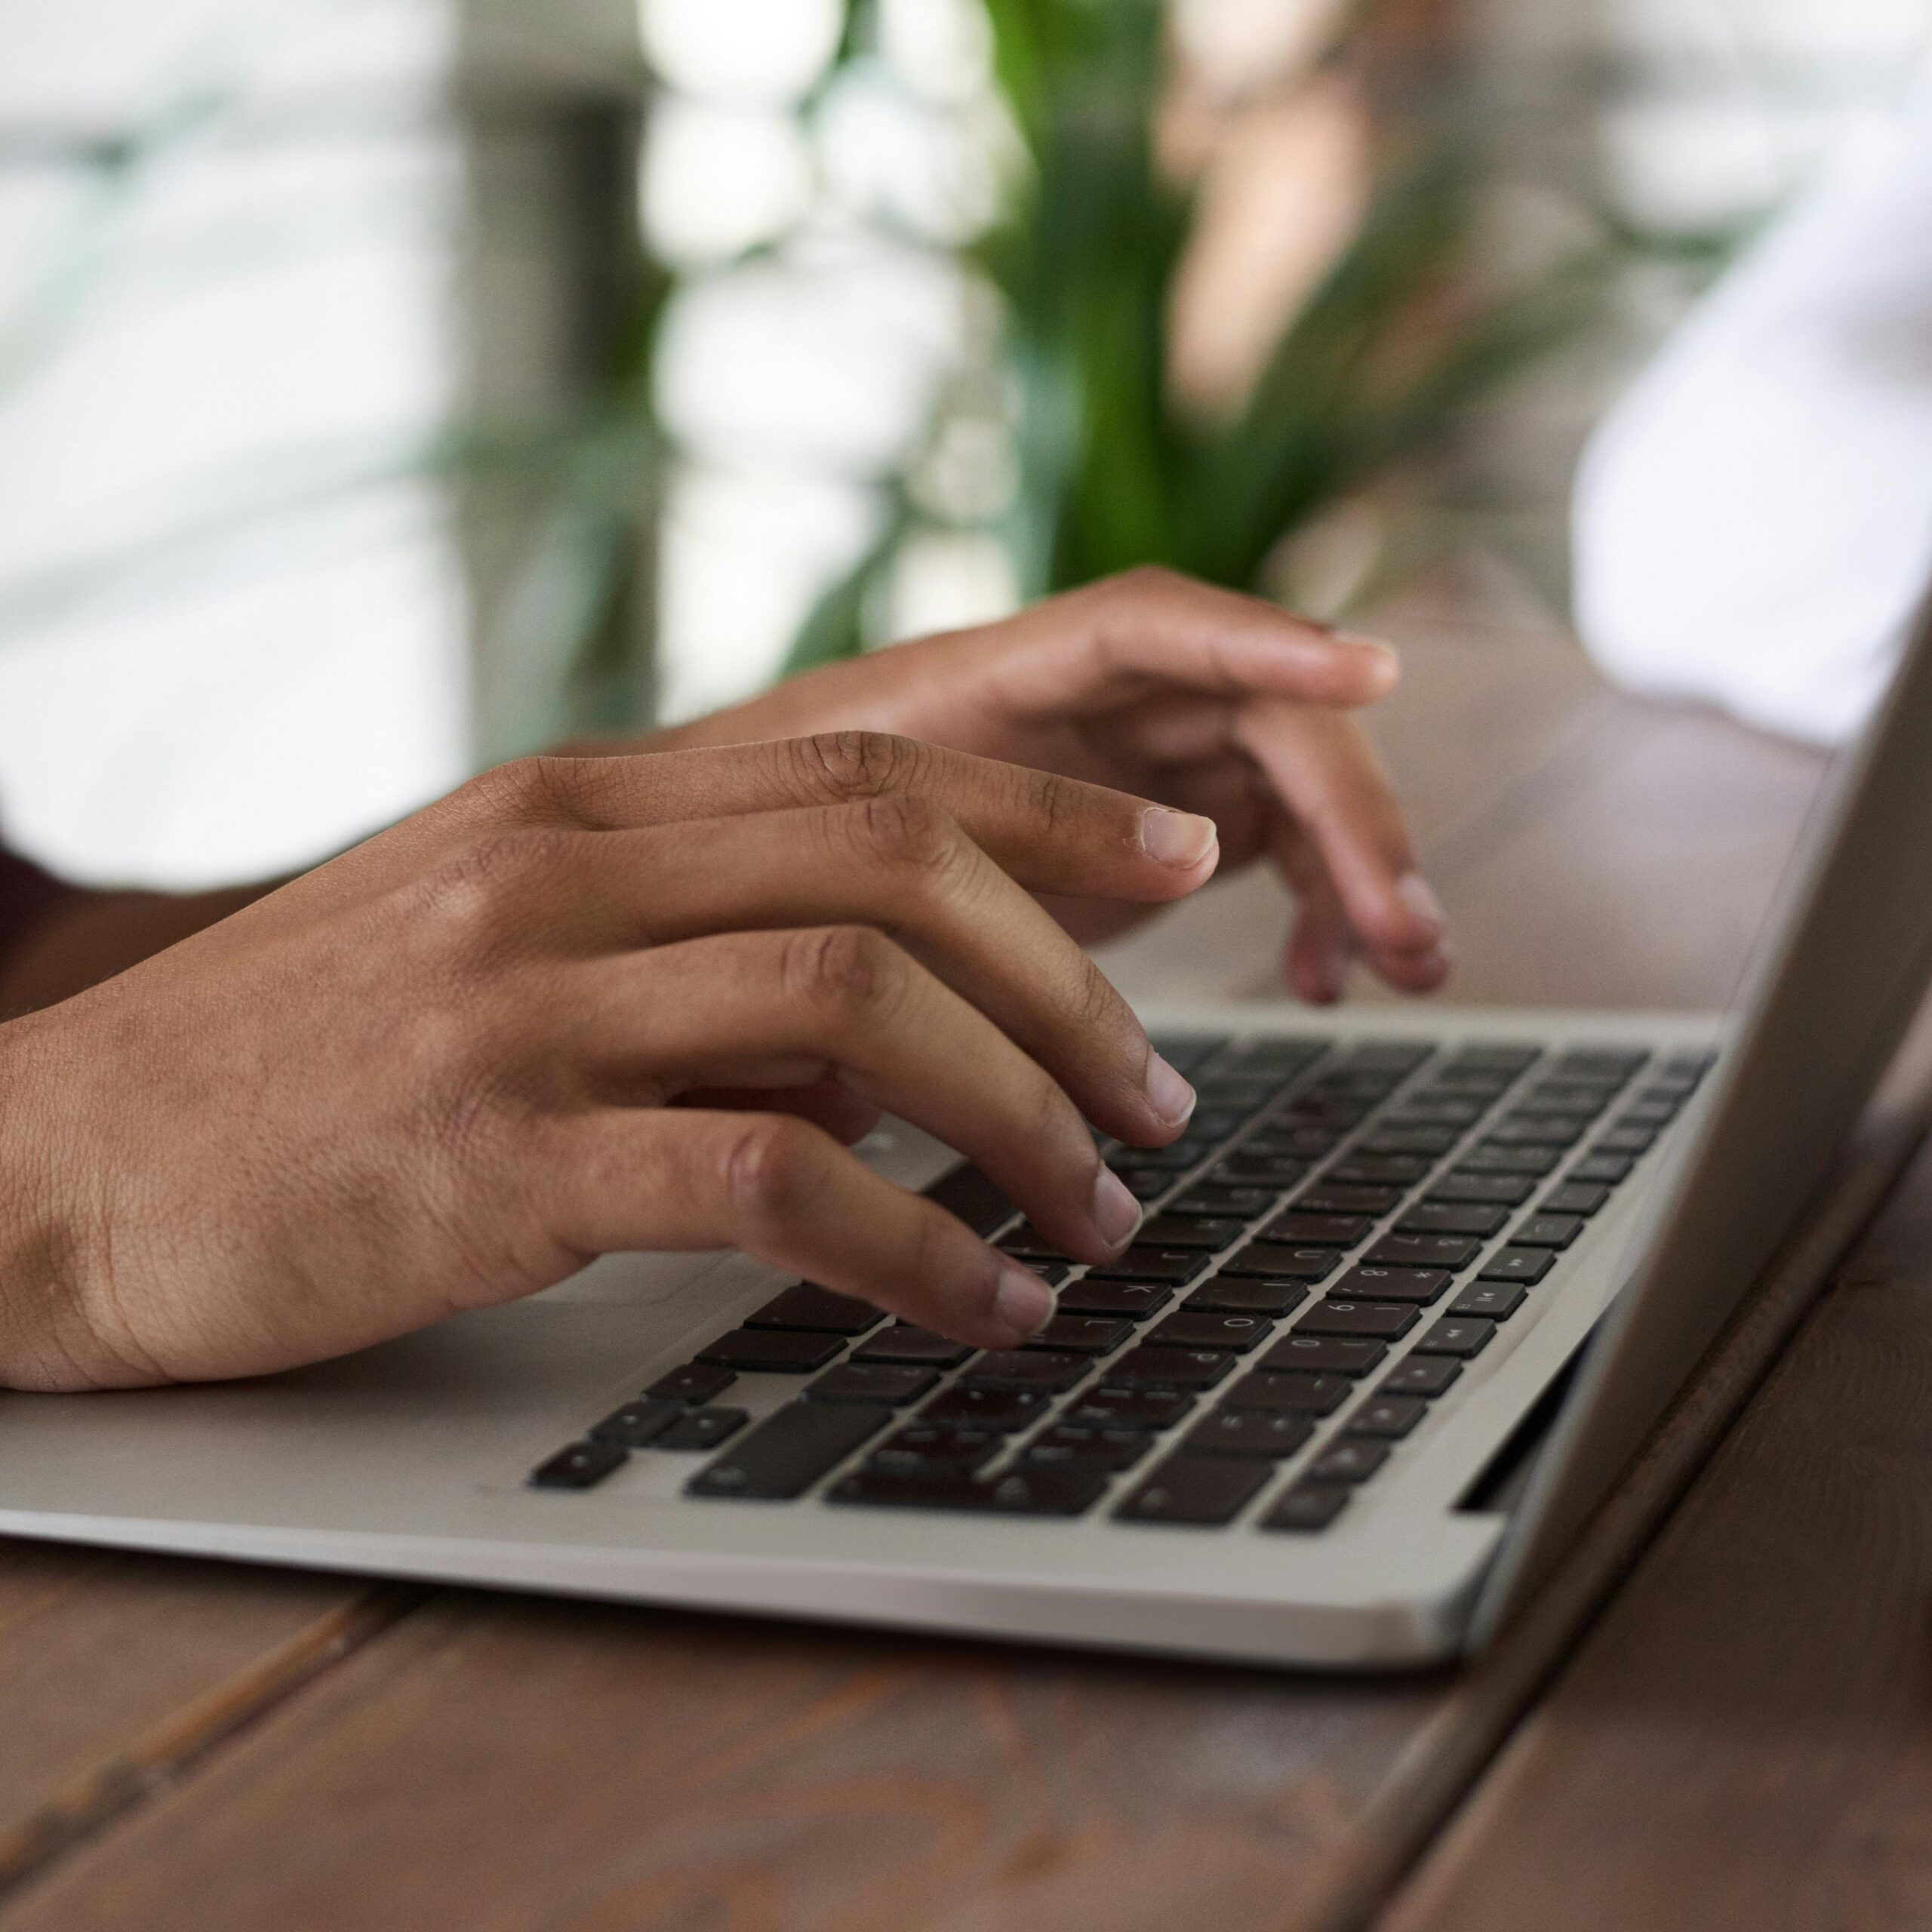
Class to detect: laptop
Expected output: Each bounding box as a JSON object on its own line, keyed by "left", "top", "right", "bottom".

{"left": 2, "top": 608, "right": 1930, "bottom": 1672}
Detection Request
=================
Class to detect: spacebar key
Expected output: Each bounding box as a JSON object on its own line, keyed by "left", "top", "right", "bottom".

{"left": 828, "top": 1465, "right": 1110, "bottom": 1515}
{"left": 687, "top": 1401, "right": 892, "bottom": 1500}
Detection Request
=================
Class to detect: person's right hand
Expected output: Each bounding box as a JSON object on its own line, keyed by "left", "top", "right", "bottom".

{"left": 0, "top": 734, "right": 1220, "bottom": 1391}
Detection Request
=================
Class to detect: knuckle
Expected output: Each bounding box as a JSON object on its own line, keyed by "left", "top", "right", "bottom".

{"left": 1108, "top": 562, "right": 1183, "bottom": 600}
{"left": 411, "top": 828, "right": 574, "bottom": 944}
{"left": 779, "top": 924, "right": 908, "bottom": 1023}
{"left": 457, "top": 754, "right": 583, "bottom": 828}
{"left": 721, "top": 1115, "right": 820, "bottom": 1227}
{"left": 792, "top": 729, "right": 926, "bottom": 803}
{"left": 847, "top": 791, "right": 963, "bottom": 878}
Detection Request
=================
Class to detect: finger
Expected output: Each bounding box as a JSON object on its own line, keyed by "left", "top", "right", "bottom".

{"left": 493, "top": 800, "right": 1199, "bottom": 1144}
{"left": 457, "top": 734, "right": 1220, "bottom": 904}
{"left": 560, "top": 926, "right": 1146, "bottom": 1266}
{"left": 1267, "top": 813, "right": 1357, "bottom": 1004}
{"left": 960, "top": 567, "right": 1401, "bottom": 717}
{"left": 547, "top": 1108, "right": 1056, "bottom": 1347}
{"left": 1234, "top": 697, "right": 1451, "bottom": 987}
{"left": 681, "top": 1081, "right": 884, "bottom": 1145}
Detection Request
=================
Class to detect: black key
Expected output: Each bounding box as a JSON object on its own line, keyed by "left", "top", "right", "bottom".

{"left": 1346, "top": 1394, "right": 1427, "bottom": 1438}
{"left": 1219, "top": 1244, "right": 1340, "bottom": 1282}
{"left": 687, "top": 1400, "right": 892, "bottom": 1500}
{"left": 1260, "top": 1483, "right": 1351, "bottom": 1532}
{"left": 1662, "top": 1050, "right": 1715, "bottom": 1078}
{"left": 1344, "top": 1041, "right": 1435, "bottom": 1072}
{"left": 869, "top": 1423, "right": 1001, "bottom": 1472}
{"left": 1555, "top": 1048, "right": 1647, "bottom": 1078}
{"left": 1222, "top": 1368, "right": 1352, "bottom": 1416}
{"left": 1057, "top": 1278, "right": 1175, "bottom": 1319}
{"left": 1115, "top": 1455, "right": 1271, "bottom": 1525}
{"left": 854, "top": 1324, "right": 977, "bottom": 1368}
{"left": 1245, "top": 1128, "right": 1346, "bottom": 1159}
{"left": 1512, "top": 1213, "right": 1583, "bottom": 1248}
{"left": 1427, "top": 1069, "right": 1514, "bottom": 1096}
{"left": 1000, "top": 1223, "right": 1075, "bottom": 1260}
{"left": 808, "top": 1362, "right": 938, "bottom": 1405}
{"left": 1484, "top": 1116, "right": 1586, "bottom": 1149}
{"left": 1334, "top": 1264, "right": 1451, "bottom": 1306}
{"left": 1521, "top": 1080, "right": 1615, "bottom": 1112}
{"left": 1428, "top": 1173, "right": 1534, "bottom": 1207}
{"left": 1306, "top": 1438, "right": 1390, "bottom": 1484}
{"left": 529, "top": 1440, "right": 627, "bottom": 1490}
{"left": 1032, "top": 1313, "right": 1134, "bottom": 1355}
{"left": 588, "top": 1398, "right": 681, "bottom": 1447}
{"left": 1108, "top": 1140, "right": 1203, "bottom": 1173}
{"left": 1327, "top": 1154, "right": 1432, "bottom": 1185}
{"left": 1459, "top": 1144, "right": 1559, "bottom": 1177}
{"left": 1186, "top": 1276, "right": 1309, "bottom": 1318}
{"left": 1186, "top": 1409, "right": 1315, "bottom": 1459}
{"left": 1147, "top": 1310, "right": 1272, "bottom": 1353}
{"left": 1104, "top": 1345, "right": 1234, "bottom": 1390}
{"left": 1259, "top": 1212, "right": 1374, "bottom": 1248}
{"left": 697, "top": 1327, "right": 844, "bottom": 1374}
{"left": 1357, "top": 1125, "right": 1460, "bottom": 1156}
{"left": 1111, "top": 1168, "right": 1177, "bottom": 1202}
{"left": 1596, "top": 1124, "right": 1658, "bottom": 1154}
{"left": 645, "top": 1362, "right": 737, "bottom": 1407}
{"left": 1025, "top": 1424, "right": 1154, "bottom": 1472}
{"left": 1220, "top": 1035, "right": 1321, "bottom": 1069}
{"left": 1068, "top": 1387, "right": 1196, "bottom": 1429}
{"left": 1296, "top": 1300, "right": 1418, "bottom": 1340}
{"left": 1451, "top": 1282, "right": 1527, "bottom": 1321}
{"left": 1446, "top": 1044, "right": 1540, "bottom": 1072}
{"left": 1480, "top": 1246, "right": 1555, "bottom": 1284}
{"left": 1137, "top": 1215, "right": 1247, "bottom": 1251}
{"left": 1294, "top": 1184, "right": 1401, "bottom": 1216}
{"left": 1390, "top": 1098, "right": 1486, "bottom": 1126}
{"left": 1148, "top": 1032, "right": 1231, "bottom": 1073}
{"left": 1260, "top": 1334, "right": 1387, "bottom": 1377}
{"left": 829, "top": 1464, "right": 1109, "bottom": 1515}
{"left": 924, "top": 1160, "right": 1017, "bottom": 1237}
{"left": 746, "top": 1283, "right": 884, "bottom": 1335}
{"left": 1088, "top": 1246, "right": 1210, "bottom": 1287}
{"left": 1620, "top": 1097, "right": 1680, "bottom": 1125}
{"left": 961, "top": 1350, "right": 1091, "bottom": 1393}
{"left": 1571, "top": 1152, "right": 1635, "bottom": 1183}
{"left": 1195, "top": 1075, "right": 1285, "bottom": 1108}
{"left": 1413, "top": 1316, "right": 1497, "bottom": 1358}
{"left": 656, "top": 1406, "right": 749, "bottom": 1451}
{"left": 1364, "top": 1234, "right": 1481, "bottom": 1272}
{"left": 1011, "top": 1258, "right": 1071, "bottom": 1286}
{"left": 1377, "top": 1355, "right": 1463, "bottom": 1398}
{"left": 1210, "top": 1155, "right": 1311, "bottom": 1187}
{"left": 1540, "top": 1181, "right": 1611, "bottom": 1216}
{"left": 1395, "top": 1202, "right": 1508, "bottom": 1238}
{"left": 1164, "top": 1184, "right": 1282, "bottom": 1220}
{"left": 920, "top": 1385, "right": 1054, "bottom": 1432}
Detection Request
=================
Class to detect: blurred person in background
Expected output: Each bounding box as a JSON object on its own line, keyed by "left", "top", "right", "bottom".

{"left": 1574, "top": 80, "right": 1932, "bottom": 747}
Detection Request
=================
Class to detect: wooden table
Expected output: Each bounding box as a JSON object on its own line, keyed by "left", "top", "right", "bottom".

{"left": 2, "top": 569, "right": 1926, "bottom": 1931}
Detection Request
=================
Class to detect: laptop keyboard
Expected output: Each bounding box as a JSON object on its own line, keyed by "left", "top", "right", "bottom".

{"left": 527, "top": 1035, "right": 1714, "bottom": 1534}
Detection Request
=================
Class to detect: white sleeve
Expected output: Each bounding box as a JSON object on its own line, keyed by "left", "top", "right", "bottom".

{"left": 1571, "top": 97, "right": 1932, "bottom": 746}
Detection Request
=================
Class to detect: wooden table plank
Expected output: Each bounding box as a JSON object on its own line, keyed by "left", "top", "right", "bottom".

{"left": 1380, "top": 1130, "right": 1932, "bottom": 1932}
{"left": 0, "top": 568, "right": 1844, "bottom": 1930}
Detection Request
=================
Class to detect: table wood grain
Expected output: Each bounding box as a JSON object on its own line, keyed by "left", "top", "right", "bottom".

{"left": 0, "top": 569, "right": 1868, "bottom": 1932}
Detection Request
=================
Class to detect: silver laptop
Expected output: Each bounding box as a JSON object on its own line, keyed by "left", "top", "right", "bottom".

{"left": 2, "top": 605, "right": 1930, "bottom": 1672}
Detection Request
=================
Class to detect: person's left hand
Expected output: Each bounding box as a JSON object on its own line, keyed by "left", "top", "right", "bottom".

{"left": 637, "top": 568, "right": 1447, "bottom": 1002}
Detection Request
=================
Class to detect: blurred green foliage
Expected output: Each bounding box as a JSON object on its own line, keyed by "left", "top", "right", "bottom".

{"left": 786, "top": 0, "right": 1620, "bottom": 675}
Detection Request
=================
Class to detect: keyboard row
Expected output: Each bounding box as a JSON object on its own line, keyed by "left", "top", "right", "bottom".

{"left": 528, "top": 1035, "right": 1713, "bottom": 1530}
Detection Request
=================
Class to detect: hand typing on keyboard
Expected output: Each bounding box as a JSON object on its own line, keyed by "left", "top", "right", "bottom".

{"left": 0, "top": 734, "right": 1240, "bottom": 1388}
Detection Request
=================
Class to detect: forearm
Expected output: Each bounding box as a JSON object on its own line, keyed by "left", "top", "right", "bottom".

{"left": 0, "top": 874, "right": 271, "bottom": 1018}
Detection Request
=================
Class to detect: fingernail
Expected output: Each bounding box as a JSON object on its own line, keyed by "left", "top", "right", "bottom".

{"left": 1144, "top": 1052, "right": 1197, "bottom": 1127}
{"left": 1092, "top": 1168, "right": 1143, "bottom": 1249}
{"left": 993, "top": 1265, "right": 1055, "bottom": 1340}
{"left": 1334, "top": 634, "right": 1401, "bottom": 688}
{"left": 1319, "top": 933, "right": 1355, "bottom": 1001}
{"left": 1395, "top": 872, "right": 1446, "bottom": 936}
{"left": 1139, "top": 807, "right": 1218, "bottom": 868}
